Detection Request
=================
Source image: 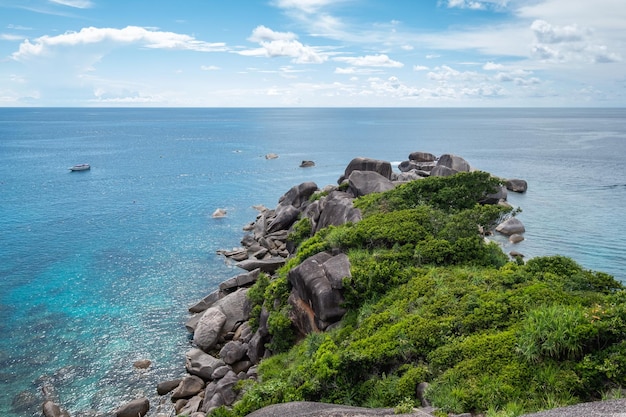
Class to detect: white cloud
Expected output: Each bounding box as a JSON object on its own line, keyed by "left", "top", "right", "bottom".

{"left": 201, "top": 65, "right": 220, "bottom": 71}
{"left": 11, "top": 26, "right": 228, "bottom": 61}
{"left": 483, "top": 61, "right": 504, "bottom": 70}
{"left": 442, "top": 0, "right": 510, "bottom": 11}
{"left": 240, "top": 25, "right": 327, "bottom": 64}
{"left": 272, "top": 0, "right": 337, "bottom": 14}
{"left": 50, "top": 0, "right": 94, "bottom": 8}
{"left": 334, "top": 54, "right": 403, "bottom": 67}
{"left": 413, "top": 65, "right": 429, "bottom": 71}
{"left": 530, "top": 19, "right": 621, "bottom": 63}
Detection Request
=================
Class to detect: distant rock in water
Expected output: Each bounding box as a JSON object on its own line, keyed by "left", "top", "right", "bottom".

{"left": 212, "top": 208, "right": 227, "bottom": 218}
{"left": 496, "top": 217, "right": 526, "bottom": 236}
{"left": 299, "top": 160, "right": 315, "bottom": 168}
{"left": 505, "top": 178, "right": 528, "bottom": 193}
{"left": 265, "top": 153, "right": 279, "bottom": 159}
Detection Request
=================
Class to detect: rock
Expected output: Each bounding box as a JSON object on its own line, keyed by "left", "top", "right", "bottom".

{"left": 236, "top": 257, "right": 286, "bottom": 273}
{"left": 157, "top": 379, "right": 182, "bottom": 395}
{"left": 212, "top": 208, "right": 227, "bottom": 218}
{"left": 267, "top": 204, "right": 301, "bottom": 234}
{"left": 247, "top": 330, "right": 267, "bottom": 364}
{"left": 348, "top": 170, "right": 395, "bottom": 197}
{"left": 219, "top": 269, "right": 260, "bottom": 292}
{"left": 133, "top": 359, "right": 151, "bottom": 369}
{"left": 510, "top": 250, "right": 525, "bottom": 258}
{"left": 408, "top": 151, "right": 437, "bottom": 162}
{"left": 232, "top": 360, "right": 253, "bottom": 374}
{"left": 506, "top": 178, "right": 528, "bottom": 193}
{"left": 212, "top": 365, "right": 231, "bottom": 380}
{"left": 321, "top": 252, "right": 351, "bottom": 290}
{"left": 437, "top": 154, "right": 471, "bottom": 172}
{"left": 219, "top": 341, "right": 248, "bottom": 365}
{"left": 430, "top": 165, "right": 457, "bottom": 177}
{"left": 300, "top": 160, "right": 315, "bottom": 168}
{"left": 394, "top": 171, "right": 421, "bottom": 182}
{"left": 509, "top": 233, "right": 525, "bottom": 243}
{"left": 342, "top": 157, "right": 392, "bottom": 181}
{"left": 288, "top": 252, "right": 347, "bottom": 327}
{"left": 215, "top": 371, "right": 240, "bottom": 405}
{"left": 177, "top": 395, "right": 203, "bottom": 416}
{"left": 496, "top": 217, "right": 526, "bottom": 236}
{"left": 314, "top": 191, "right": 361, "bottom": 233}
{"left": 42, "top": 400, "right": 70, "bottom": 417}
{"left": 115, "top": 397, "right": 149, "bottom": 417}
{"left": 193, "top": 308, "right": 227, "bottom": 351}
{"left": 212, "top": 288, "right": 250, "bottom": 334}
{"left": 398, "top": 160, "right": 419, "bottom": 172}
{"left": 277, "top": 182, "right": 319, "bottom": 209}
{"left": 189, "top": 290, "right": 222, "bottom": 313}
{"left": 185, "top": 348, "right": 226, "bottom": 380}
{"left": 171, "top": 376, "right": 205, "bottom": 401}
{"left": 480, "top": 184, "right": 508, "bottom": 205}
{"left": 416, "top": 382, "right": 430, "bottom": 407}
{"left": 265, "top": 153, "right": 279, "bottom": 159}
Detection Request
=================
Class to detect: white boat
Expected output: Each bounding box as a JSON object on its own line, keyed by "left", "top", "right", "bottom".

{"left": 69, "top": 164, "right": 90, "bottom": 171}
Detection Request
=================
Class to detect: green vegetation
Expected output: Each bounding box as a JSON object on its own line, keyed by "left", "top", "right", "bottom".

{"left": 210, "top": 171, "right": 625, "bottom": 417}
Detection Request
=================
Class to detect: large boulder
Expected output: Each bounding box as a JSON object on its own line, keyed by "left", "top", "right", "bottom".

{"left": 115, "top": 397, "right": 149, "bottom": 417}
{"left": 314, "top": 191, "right": 361, "bottom": 233}
{"left": 267, "top": 204, "right": 301, "bottom": 233}
{"left": 185, "top": 348, "right": 225, "bottom": 380}
{"left": 321, "top": 252, "right": 351, "bottom": 290}
{"left": 288, "top": 252, "right": 347, "bottom": 330}
{"left": 408, "top": 151, "right": 437, "bottom": 162}
{"left": 212, "top": 288, "right": 250, "bottom": 334}
{"left": 193, "top": 308, "right": 227, "bottom": 351}
{"left": 430, "top": 165, "right": 457, "bottom": 177}
{"left": 341, "top": 157, "right": 392, "bottom": 181}
{"left": 236, "top": 257, "right": 286, "bottom": 274}
{"left": 437, "top": 154, "right": 471, "bottom": 173}
{"left": 496, "top": 217, "right": 526, "bottom": 236}
{"left": 505, "top": 178, "right": 528, "bottom": 193}
{"left": 480, "top": 185, "right": 508, "bottom": 205}
{"left": 348, "top": 170, "right": 395, "bottom": 197}
{"left": 157, "top": 379, "right": 182, "bottom": 395}
{"left": 171, "top": 376, "right": 205, "bottom": 401}
{"left": 277, "top": 182, "right": 318, "bottom": 209}
{"left": 219, "top": 341, "right": 248, "bottom": 365}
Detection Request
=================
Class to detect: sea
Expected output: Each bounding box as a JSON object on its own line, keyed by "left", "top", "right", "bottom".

{"left": 1, "top": 108, "right": 625, "bottom": 416}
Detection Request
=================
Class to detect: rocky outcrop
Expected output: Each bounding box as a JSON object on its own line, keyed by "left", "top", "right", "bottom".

{"left": 156, "top": 151, "right": 528, "bottom": 416}
{"left": 496, "top": 217, "right": 526, "bottom": 236}
{"left": 506, "top": 178, "right": 528, "bottom": 193}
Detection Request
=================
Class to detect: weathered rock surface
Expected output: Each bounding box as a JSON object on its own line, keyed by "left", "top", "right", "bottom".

{"left": 193, "top": 308, "right": 227, "bottom": 351}
{"left": 348, "top": 170, "right": 395, "bottom": 197}
{"left": 157, "top": 379, "right": 182, "bottom": 395}
{"left": 342, "top": 157, "right": 392, "bottom": 181}
{"left": 437, "top": 153, "right": 471, "bottom": 172}
{"left": 496, "top": 217, "right": 526, "bottom": 236}
{"left": 314, "top": 191, "right": 362, "bottom": 233}
{"left": 506, "top": 178, "right": 528, "bottom": 193}
{"left": 42, "top": 400, "right": 70, "bottom": 417}
{"left": 408, "top": 151, "right": 437, "bottom": 162}
{"left": 115, "top": 397, "right": 149, "bottom": 417}
{"left": 171, "top": 375, "right": 205, "bottom": 400}
{"left": 185, "top": 348, "right": 225, "bottom": 380}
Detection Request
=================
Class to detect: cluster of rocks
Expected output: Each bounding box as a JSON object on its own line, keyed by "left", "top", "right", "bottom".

{"left": 108, "top": 152, "right": 527, "bottom": 417}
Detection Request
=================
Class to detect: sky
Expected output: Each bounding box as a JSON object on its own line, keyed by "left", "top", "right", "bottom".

{"left": 0, "top": 0, "right": 625, "bottom": 107}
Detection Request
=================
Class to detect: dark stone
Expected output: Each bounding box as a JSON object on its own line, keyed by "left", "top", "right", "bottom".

{"left": 348, "top": 170, "right": 395, "bottom": 197}
{"left": 219, "top": 341, "right": 248, "bottom": 365}
{"left": 322, "top": 253, "right": 351, "bottom": 290}
{"left": 185, "top": 348, "right": 225, "bottom": 380}
{"left": 437, "top": 154, "right": 471, "bottom": 172}
{"left": 342, "top": 157, "right": 392, "bottom": 181}
{"left": 267, "top": 204, "right": 301, "bottom": 234}
{"left": 188, "top": 290, "right": 222, "bottom": 313}
{"left": 314, "top": 191, "right": 361, "bottom": 233}
{"left": 115, "top": 397, "right": 149, "bottom": 417}
{"left": 133, "top": 359, "right": 151, "bottom": 369}
{"left": 157, "top": 379, "right": 182, "bottom": 395}
{"left": 171, "top": 376, "right": 205, "bottom": 401}
{"left": 398, "top": 160, "right": 419, "bottom": 172}
{"left": 506, "top": 178, "right": 528, "bottom": 193}
{"left": 277, "top": 182, "right": 318, "bottom": 209}
{"left": 300, "top": 160, "right": 315, "bottom": 168}
{"left": 236, "top": 257, "right": 286, "bottom": 273}
{"left": 480, "top": 184, "right": 508, "bottom": 205}
{"left": 219, "top": 269, "right": 260, "bottom": 292}
{"left": 430, "top": 165, "right": 457, "bottom": 177}
{"left": 408, "top": 151, "right": 437, "bottom": 162}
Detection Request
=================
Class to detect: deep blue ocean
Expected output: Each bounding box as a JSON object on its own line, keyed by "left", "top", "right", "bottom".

{"left": 1, "top": 108, "right": 625, "bottom": 416}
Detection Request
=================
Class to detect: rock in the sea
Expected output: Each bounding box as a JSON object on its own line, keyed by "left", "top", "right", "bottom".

{"left": 509, "top": 233, "right": 525, "bottom": 243}
{"left": 133, "top": 359, "right": 151, "bottom": 369}
{"left": 496, "top": 217, "right": 526, "bottom": 236}
{"left": 42, "top": 400, "right": 70, "bottom": 417}
{"left": 157, "top": 379, "right": 182, "bottom": 395}
{"left": 505, "top": 178, "right": 528, "bottom": 193}
{"left": 212, "top": 208, "right": 227, "bottom": 218}
{"left": 299, "top": 160, "right": 315, "bottom": 168}
{"left": 115, "top": 397, "right": 149, "bottom": 417}
{"left": 193, "top": 307, "right": 227, "bottom": 351}
{"left": 265, "top": 153, "right": 279, "bottom": 159}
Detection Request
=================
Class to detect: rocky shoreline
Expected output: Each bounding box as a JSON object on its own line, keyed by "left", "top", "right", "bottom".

{"left": 43, "top": 152, "right": 528, "bottom": 417}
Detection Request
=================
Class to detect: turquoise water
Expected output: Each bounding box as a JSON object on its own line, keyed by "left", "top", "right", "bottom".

{"left": 1, "top": 108, "right": 625, "bottom": 416}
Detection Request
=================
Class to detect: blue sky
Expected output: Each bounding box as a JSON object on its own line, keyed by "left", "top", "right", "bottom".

{"left": 1, "top": 0, "right": 624, "bottom": 106}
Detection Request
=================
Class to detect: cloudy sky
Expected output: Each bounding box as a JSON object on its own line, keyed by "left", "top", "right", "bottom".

{"left": 1, "top": 0, "right": 624, "bottom": 106}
